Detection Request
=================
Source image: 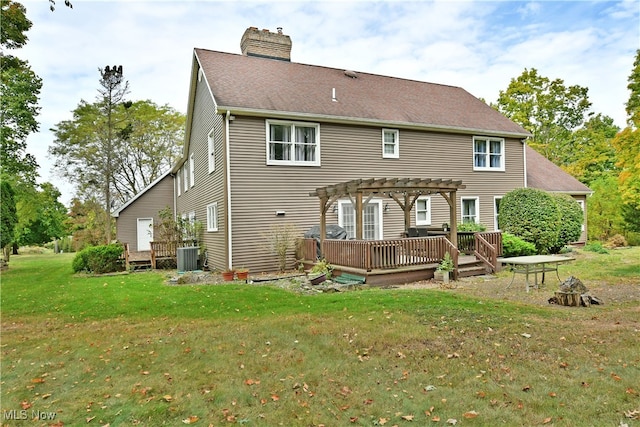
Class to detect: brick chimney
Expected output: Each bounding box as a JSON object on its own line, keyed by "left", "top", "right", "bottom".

{"left": 240, "top": 27, "right": 292, "bottom": 61}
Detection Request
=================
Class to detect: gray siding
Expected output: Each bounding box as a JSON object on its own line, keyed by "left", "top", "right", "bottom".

{"left": 115, "top": 175, "right": 174, "bottom": 252}
{"left": 226, "top": 116, "right": 525, "bottom": 272}
{"left": 175, "top": 73, "right": 228, "bottom": 270}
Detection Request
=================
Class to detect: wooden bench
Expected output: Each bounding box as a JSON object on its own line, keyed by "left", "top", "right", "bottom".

{"left": 333, "top": 273, "right": 366, "bottom": 285}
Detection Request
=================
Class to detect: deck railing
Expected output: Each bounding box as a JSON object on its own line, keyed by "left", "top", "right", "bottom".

{"left": 305, "top": 236, "right": 460, "bottom": 272}
{"left": 150, "top": 241, "right": 189, "bottom": 268}
{"left": 474, "top": 232, "right": 503, "bottom": 272}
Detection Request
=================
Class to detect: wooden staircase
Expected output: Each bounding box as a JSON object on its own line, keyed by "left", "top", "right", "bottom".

{"left": 457, "top": 257, "right": 490, "bottom": 278}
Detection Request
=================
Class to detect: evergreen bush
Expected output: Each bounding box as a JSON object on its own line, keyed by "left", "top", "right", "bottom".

{"left": 72, "top": 244, "right": 124, "bottom": 274}
{"left": 502, "top": 233, "right": 537, "bottom": 257}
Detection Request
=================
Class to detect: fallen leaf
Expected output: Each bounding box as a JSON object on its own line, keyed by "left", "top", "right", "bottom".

{"left": 401, "top": 414, "right": 414, "bottom": 421}
{"left": 162, "top": 395, "right": 173, "bottom": 402}
{"left": 379, "top": 418, "right": 389, "bottom": 425}
{"left": 349, "top": 416, "right": 358, "bottom": 423}
{"left": 611, "top": 373, "right": 622, "bottom": 381}
{"left": 20, "top": 401, "right": 31, "bottom": 410}
{"left": 549, "top": 392, "right": 557, "bottom": 397}
{"left": 182, "top": 415, "right": 199, "bottom": 424}
{"left": 87, "top": 416, "right": 96, "bottom": 422}
{"left": 31, "top": 378, "right": 45, "bottom": 384}
{"left": 244, "top": 378, "right": 260, "bottom": 385}
{"left": 271, "top": 394, "right": 279, "bottom": 401}
{"left": 431, "top": 416, "right": 440, "bottom": 422}
{"left": 626, "top": 388, "right": 638, "bottom": 395}
{"left": 476, "top": 391, "right": 486, "bottom": 398}
{"left": 463, "top": 411, "right": 478, "bottom": 419}
{"left": 521, "top": 333, "right": 531, "bottom": 338}
{"left": 522, "top": 385, "right": 531, "bottom": 392}
{"left": 446, "top": 418, "right": 457, "bottom": 425}
{"left": 624, "top": 409, "right": 640, "bottom": 419}
{"left": 542, "top": 417, "right": 553, "bottom": 424}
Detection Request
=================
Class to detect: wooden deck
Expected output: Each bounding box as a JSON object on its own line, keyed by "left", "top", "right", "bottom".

{"left": 301, "top": 232, "right": 502, "bottom": 286}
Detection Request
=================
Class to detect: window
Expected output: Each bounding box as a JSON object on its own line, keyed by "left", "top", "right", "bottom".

{"left": 415, "top": 196, "right": 431, "bottom": 226}
{"left": 461, "top": 197, "right": 479, "bottom": 224}
{"left": 183, "top": 165, "right": 188, "bottom": 192}
{"left": 473, "top": 136, "right": 505, "bottom": 171}
{"left": 577, "top": 199, "right": 585, "bottom": 232}
{"left": 177, "top": 172, "right": 181, "bottom": 196}
{"left": 338, "top": 200, "right": 383, "bottom": 240}
{"left": 189, "top": 154, "right": 195, "bottom": 187}
{"left": 207, "top": 202, "right": 218, "bottom": 231}
{"left": 266, "top": 120, "right": 320, "bottom": 166}
{"left": 494, "top": 196, "right": 502, "bottom": 231}
{"left": 382, "top": 129, "right": 399, "bottom": 158}
{"left": 208, "top": 128, "right": 216, "bottom": 173}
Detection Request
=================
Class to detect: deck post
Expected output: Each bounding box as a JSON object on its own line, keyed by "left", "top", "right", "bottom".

{"left": 449, "top": 190, "right": 458, "bottom": 248}
{"left": 355, "top": 192, "right": 363, "bottom": 240}
{"left": 319, "top": 198, "right": 327, "bottom": 259}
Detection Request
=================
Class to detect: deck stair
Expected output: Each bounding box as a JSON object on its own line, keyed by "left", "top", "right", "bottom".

{"left": 456, "top": 256, "right": 489, "bottom": 278}
{"left": 126, "top": 249, "right": 153, "bottom": 270}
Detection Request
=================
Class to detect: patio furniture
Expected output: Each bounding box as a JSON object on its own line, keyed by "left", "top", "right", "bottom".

{"left": 501, "top": 255, "right": 575, "bottom": 292}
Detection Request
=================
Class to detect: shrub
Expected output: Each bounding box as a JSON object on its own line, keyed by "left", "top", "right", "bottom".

{"left": 457, "top": 222, "right": 487, "bottom": 232}
{"left": 548, "top": 194, "right": 584, "bottom": 253}
{"left": 502, "top": 233, "right": 537, "bottom": 257}
{"left": 604, "top": 234, "right": 627, "bottom": 248}
{"left": 584, "top": 241, "right": 609, "bottom": 254}
{"left": 72, "top": 244, "right": 124, "bottom": 274}
{"left": 499, "top": 188, "right": 560, "bottom": 254}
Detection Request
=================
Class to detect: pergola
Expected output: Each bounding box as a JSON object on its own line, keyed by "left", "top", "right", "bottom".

{"left": 309, "top": 178, "right": 466, "bottom": 256}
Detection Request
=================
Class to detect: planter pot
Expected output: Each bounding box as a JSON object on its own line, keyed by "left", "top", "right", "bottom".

{"left": 434, "top": 270, "right": 450, "bottom": 283}
{"left": 221, "top": 271, "right": 235, "bottom": 281}
{"left": 309, "top": 273, "right": 327, "bottom": 285}
{"left": 236, "top": 270, "right": 249, "bottom": 280}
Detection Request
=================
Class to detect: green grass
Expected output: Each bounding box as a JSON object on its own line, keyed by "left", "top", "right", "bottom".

{"left": 1, "top": 252, "right": 639, "bottom": 426}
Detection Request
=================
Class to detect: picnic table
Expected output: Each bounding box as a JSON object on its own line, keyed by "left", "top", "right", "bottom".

{"left": 499, "top": 255, "right": 575, "bottom": 292}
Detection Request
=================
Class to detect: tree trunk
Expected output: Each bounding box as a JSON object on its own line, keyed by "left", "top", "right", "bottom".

{"left": 12, "top": 242, "right": 18, "bottom": 255}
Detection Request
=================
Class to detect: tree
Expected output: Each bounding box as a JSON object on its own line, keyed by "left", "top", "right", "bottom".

{"left": 625, "top": 49, "right": 640, "bottom": 127}
{"left": 0, "top": 0, "right": 41, "bottom": 183}
{"left": 494, "top": 68, "right": 591, "bottom": 166}
{"left": 586, "top": 176, "right": 626, "bottom": 240}
{"left": 14, "top": 182, "right": 68, "bottom": 247}
{"left": 50, "top": 74, "right": 185, "bottom": 244}
{"left": 564, "top": 113, "right": 620, "bottom": 185}
{"left": 0, "top": 179, "right": 17, "bottom": 263}
{"left": 66, "top": 197, "right": 111, "bottom": 251}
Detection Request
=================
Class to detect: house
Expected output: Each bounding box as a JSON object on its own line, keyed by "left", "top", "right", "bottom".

{"left": 170, "top": 26, "right": 531, "bottom": 273}
{"left": 116, "top": 27, "right": 589, "bottom": 275}
{"left": 113, "top": 170, "right": 174, "bottom": 252}
{"left": 525, "top": 145, "right": 592, "bottom": 243}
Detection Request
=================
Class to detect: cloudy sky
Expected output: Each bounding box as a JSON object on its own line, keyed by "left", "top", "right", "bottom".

{"left": 16, "top": 0, "right": 640, "bottom": 205}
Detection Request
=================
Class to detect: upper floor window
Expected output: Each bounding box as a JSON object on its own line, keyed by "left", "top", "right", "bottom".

{"left": 382, "top": 129, "right": 399, "bottom": 158}
{"left": 473, "top": 136, "right": 505, "bottom": 171}
{"left": 208, "top": 128, "right": 216, "bottom": 173}
{"left": 461, "top": 197, "right": 479, "bottom": 224}
{"left": 183, "top": 165, "right": 188, "bottom": 192}
{"left": 266, "top": 120, "right": 320, "bottom": 166}
{"left": 415, "top": 196, "right": 431, "bottom": 225}
{"left": 189, "top": 153, "right": 195, "bottom": 188}
{"left": 177, "top": 171, "right": 181, "bottom": 196}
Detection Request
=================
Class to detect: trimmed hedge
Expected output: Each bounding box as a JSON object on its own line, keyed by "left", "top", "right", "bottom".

{"left": 499, "top": 188, "right": 583, "bottom": 254}
{"left": 502, "top": 233, "right": 537, "bottom": 257}
{"left": 72, "top": 244, "right": 124, "bottom": 274}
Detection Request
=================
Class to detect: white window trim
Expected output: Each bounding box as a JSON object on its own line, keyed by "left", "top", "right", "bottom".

{"left": 577, "top": 199, "right": 585, "bottom": 232}
{"left": 183, "top": 165, "right": 188, "bottom": 192}
{"left": 337, "top": 199, "right": 384, "bottom": 240}
{"left": 206, "top": 202, "right": 218, "bottom": 232}
{"left": 382, "top": 129, "right": 399, "bottom": 159}
{"left": 265, "top": 119, "right": 321, "bottom": 166}
{"left": 415, "top": 196, "right": 431, "bottom": 226}
{"left": 208, "top": 128, "right": 216, "bottom": 173}
{"left": 189, "top": 153, "right": 195, "bottom": 188}
{"left": 461, "top": 196, "right": 480, "bottom": 224}
{"left": 473, "top": 136, "right": 505, "bottom": 171}
{"left": 494, "top": 196, "right": 502, "bottom": 231}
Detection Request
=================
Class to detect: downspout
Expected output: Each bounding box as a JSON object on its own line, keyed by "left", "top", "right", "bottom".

{"left": 225, "top": 111, "right": 233, "bottom": 269}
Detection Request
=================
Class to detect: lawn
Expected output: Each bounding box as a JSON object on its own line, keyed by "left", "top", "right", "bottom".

{"left": 1, "top": 250, "right": 639, "bottom": 426}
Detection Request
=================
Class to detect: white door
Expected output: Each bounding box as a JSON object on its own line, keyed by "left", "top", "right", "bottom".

{"left": 137, "top": 218, "right": 153, "bottom": 251}
{"left": 338, "top": 200, "right": 383, "bottom": 240}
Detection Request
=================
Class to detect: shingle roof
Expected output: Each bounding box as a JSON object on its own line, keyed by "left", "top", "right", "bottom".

{"left": 526, "top": 145, "right": 592, "bottom": 194}
{"left": 195, "top": 48, "right": 530, "bottom": 137}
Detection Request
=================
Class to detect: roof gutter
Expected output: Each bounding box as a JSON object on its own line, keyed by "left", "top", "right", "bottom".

{"left": 215, "top": 105, "right": 532, "bottom": 139}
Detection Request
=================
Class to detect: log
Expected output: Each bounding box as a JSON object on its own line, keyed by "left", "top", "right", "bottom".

{"left": 554, "top": 291, "right": 581, "bottom": 307}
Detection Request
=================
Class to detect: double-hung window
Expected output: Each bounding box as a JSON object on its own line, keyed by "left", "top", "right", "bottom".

{"left": 266, "top": 120, "right": 320, "bottom": 166}
{"left": 208, "top": 128, "right": 216, "bottom": 173}
{"left": 382, "top": 129, "right": 399, "bottom": 158}
{"left": 189, "top": 153, "right": 195, "bottom": 188}
{"left": 473, "top": 136, "right": 505, "bottom": 171}
{"left": 415, "top": 196, "right": 431, "bottom": 225}
{"left": 461, "top": 197, "right": 479, "bottom": 224}
{"left": 206, "top": 202, "right": 218, "bottom": 232}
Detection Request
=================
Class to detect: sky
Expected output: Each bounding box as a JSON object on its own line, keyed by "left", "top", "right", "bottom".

{"left": 15, "top": 0, "right": 640, "bottom": 206}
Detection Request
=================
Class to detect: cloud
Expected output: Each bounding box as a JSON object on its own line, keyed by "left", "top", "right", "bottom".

{"left": 16, "top": 0, "right": 639, "bottom": 205}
